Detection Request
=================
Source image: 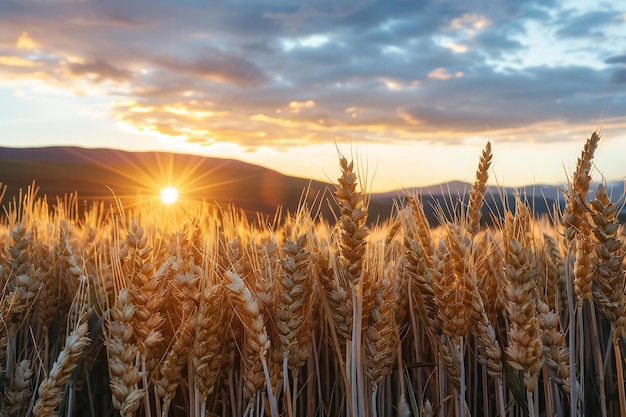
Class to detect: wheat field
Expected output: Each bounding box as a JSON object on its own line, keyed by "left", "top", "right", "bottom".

{"left": 0, "top": 132, "right": 624, "bottom": 417}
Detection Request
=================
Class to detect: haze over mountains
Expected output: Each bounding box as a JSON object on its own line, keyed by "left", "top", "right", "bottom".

{"left": 0, "top": 146, "right": 624, "bottom": 224}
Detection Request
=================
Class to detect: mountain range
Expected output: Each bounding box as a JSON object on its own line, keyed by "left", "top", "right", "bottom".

{"left": 0, "top": 146, "right": 623, "bottom": 225}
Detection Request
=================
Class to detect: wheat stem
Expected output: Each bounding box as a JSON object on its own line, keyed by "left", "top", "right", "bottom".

{"left": 588, "top": 299, "right": 607, "bottom": 417}
{"left": 613, "top": 329, "right": 626, "bottom": 417}
{"left": 566, "top": 246, "right": 577, "bottom": 417}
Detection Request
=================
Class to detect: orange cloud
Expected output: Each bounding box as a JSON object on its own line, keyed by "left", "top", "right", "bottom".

{"left": 0, "top": 56, "right": 36, "bottom": 67}
{"left": 16, "top": 32, "right": 38, "bottom": 50}
{"left": 428, "top": 68, "right": 463, "bottom": 80}
{"left": 450, "top": 14, "right": 491, "bottom": 34}
{"left": 446, "top": 43, "right": 468, "bottom": 53}
{"left": 288, "top": 100, "right": 315, "bottom": 112}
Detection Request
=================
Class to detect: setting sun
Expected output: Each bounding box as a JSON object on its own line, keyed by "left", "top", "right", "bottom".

{"left": 160, "top": 186, "right": 178, "bottom": 204}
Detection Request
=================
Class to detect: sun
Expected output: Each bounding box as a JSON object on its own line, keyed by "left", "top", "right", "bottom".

{"left": 160, "top": 186, "right": 178, "bottom": 204}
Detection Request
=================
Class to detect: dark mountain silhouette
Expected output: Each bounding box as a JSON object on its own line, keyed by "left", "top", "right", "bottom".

{"left": 0, "top": 146, "right": 623, "bottom": 225}
{"left": 0, "top": 146, "right": 396, "bottom": 223}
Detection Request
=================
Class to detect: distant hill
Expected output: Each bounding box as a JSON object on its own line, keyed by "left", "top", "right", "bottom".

{"left": 0, "top": 146, "right": 332, "bottom": 219}
{"left": 0, "top": 146, "right": 395, "bottom": 222}
{"left": 373, "top": 179, "right": 625, "bottom": 225}
{"left": 0, "top": 146, "right": 623, "bottom": 225}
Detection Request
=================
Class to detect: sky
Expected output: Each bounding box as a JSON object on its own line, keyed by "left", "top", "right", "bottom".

{"left": 0, "top": 0, "right": 625, "bottom": 192}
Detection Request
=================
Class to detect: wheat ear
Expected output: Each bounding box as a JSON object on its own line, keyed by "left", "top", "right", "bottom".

{"left": 4, "top": 223, "right": 40, "bottom": 331}
{"left": 504, "top": 237, "right": 544, "bottom": 393}
{"left": 406, "top": 196, "right": 435, "bottom": 267}
{"left": 364, "top": 276, "right": 396, "bottom": 385}
{"left": 589, "top": 183, "right": 626, "bottom": 327}
{"left": 467, "top": 141, "right": 492, "bottom": 236}
{"left": 537, "top": 300, "right": 570, "bottom": 393}
{"left": 364, "top": 274, "right": 397, "bottom": 417}
{"left": 277, "top": 233, "right": 314, "bottom": 369}
{"left": 313, "top": 237, "right": 353, "bottom": 341}
{"left": 32, "top": 318, "right": 90, "bottom": 417}
{"left": 156, "top": 317, "right": 194, "bottom": 417}
{"left": 402, "top": 234, "right": 441, "bottom": 335}
{"left": 475, "top": 232, "right": 506, "bottom": 316}
{"left": 470, "top": 279, "right": 506, "bottom": 417}
{"left": 433, "top": 237, "right": 469, "bottom": 342}
{"left": 562, "top": 131, "right": 600, "bottom": 245}
{"left": 107, "top": 289, "right": 144, "bottom": 417}
{"left": 335, "top": 156, "right": 369, "bottom": 289}
{"left": 224, "top": 270, "right": 273, "bottom": 403}
{"left": 2, "top": 359, "right": 34, "bottom": 417}
{"left": 542, "top": 233, "right": 565, "bottom": 313}
{"left": 193, "top": 284, "right": 225, "bottom": 402}
{"left": 589, "top": 182, "right": 626, "bottom": 417}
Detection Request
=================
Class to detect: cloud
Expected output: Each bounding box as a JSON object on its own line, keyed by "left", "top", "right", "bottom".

{"left": 16, "top": 32, "right": 38, "bottom": 50}
{"left": 0, "top": 56, "right": 37, "bottom": 67}
{"left": 606, "top": 54, "right": 626, "bottom": 64}
{"left": 427, "top": 68, "right": 464, "bottom": 80}
{"left": 68, "top": 59, "right": 132, "bottom": 82}
{"left": 153, "top": 52, "right": 269, "bottom": 87}
{"left": 0, "top": 0, "right": 624, "bottom": 150}
{"left": 554, "top": 9, "right": 622, "bottom": 39}
{"left": 610, "top": 68, "right": 626, "bottom": 84}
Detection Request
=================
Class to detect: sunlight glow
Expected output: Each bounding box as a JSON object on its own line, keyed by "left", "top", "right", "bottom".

{"left": 160, "top": 187, "right": 178, "bottom": 204}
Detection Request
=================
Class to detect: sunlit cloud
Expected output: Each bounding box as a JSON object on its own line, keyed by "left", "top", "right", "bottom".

{"left": 427, "top": 68, "right": 463, "bottom": 80}
{"left": 288, "top": 100, "right": 315, "bottom": 112}
{"left": 16, "top": 32, "right": 39, "bottom": 50}
{"left": 446, "top": 43, "right": 469, "bottom": 53}
{"left": 449, "top": 14, "right": 491, "bottom": 35}
{"left": 0, "top": 56, "right": 37, "bottom": 67}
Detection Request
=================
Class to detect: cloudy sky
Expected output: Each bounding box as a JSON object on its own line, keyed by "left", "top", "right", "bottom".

{"left": 1, "top": 0, "right": 625, "bottom": 192}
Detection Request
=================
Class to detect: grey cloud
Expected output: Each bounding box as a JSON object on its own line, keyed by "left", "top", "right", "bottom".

{"left": 609, "top": 68, "right": 626, "bottom": 84}
{"left": 555, "top": 10, "right": 621, "bottom": 39}
{"left": 153, "top": 51, "right": 269, "bottom": 87}
{"left": 471, "top": 30, "right": 524, "bottom": 54}
{"left": 606, "top": 54, "right": 626, "bottom": 64}
{"left": 68, "top": 59, "right": 132, "bottom": 82}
